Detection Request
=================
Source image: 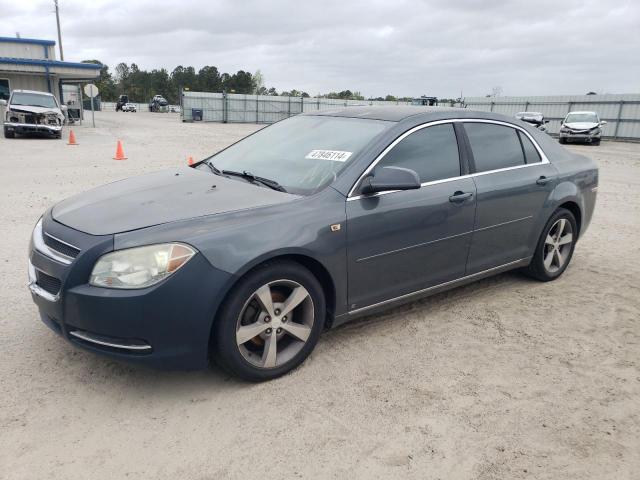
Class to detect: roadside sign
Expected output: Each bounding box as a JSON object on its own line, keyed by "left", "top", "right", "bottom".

{"left": 84, "top": 84, "right": 99, "bottom": 127}
{"left": 84, "top": 84, "right": 99, "bottom": 98}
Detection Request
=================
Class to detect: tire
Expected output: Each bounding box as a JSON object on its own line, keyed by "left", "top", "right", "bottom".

{"left": 592, "top": 138, "right": 601, "bottom": 146}
{"left": 211, "top": 260, "right": 326, "bottom": 381}
{"left": 4, "top": 128, "right": 15, "bottom": 139}
{"left": 559, "top": 137, "right": 566, "bottom": 144}
{"left": 524, "top": 208, "right": 578, "bottom": 282}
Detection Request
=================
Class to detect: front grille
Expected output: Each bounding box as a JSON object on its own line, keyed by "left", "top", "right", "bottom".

{"left": 36, "top": 270, "right": 62, "bottom": 295}
{"left": 43, "top": 233, "right": 80, "bottom": 258}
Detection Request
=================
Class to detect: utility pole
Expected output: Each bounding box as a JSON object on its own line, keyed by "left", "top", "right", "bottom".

{"left": 54, "top": 0, "right": 64, "bottom": 60}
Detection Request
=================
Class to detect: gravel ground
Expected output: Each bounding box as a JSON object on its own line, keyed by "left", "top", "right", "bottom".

{"left": 1, "top": 111, "right": 638, "bottom": 480}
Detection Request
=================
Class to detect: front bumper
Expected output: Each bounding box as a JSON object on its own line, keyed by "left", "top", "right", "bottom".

{"left": 5, "top": 122, "right": 62, "bottom": 135}
{"left": 28, "top": 213, "right": 234, "bottom": 370}
{"left": 559, "top": 130, "right": 601, "bottom": 142}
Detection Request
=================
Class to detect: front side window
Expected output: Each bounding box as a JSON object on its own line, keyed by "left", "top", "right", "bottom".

{"left": 206, "top": 115, "right": 391, "bottom": 195}
{"left": 10, "top": 91, "right": 59, "bottom": 109}
{"left": 464, "top": 123, "right": 525, "bottom": 172}
{"left": 0, "top": 79, "right": 9, "bottom": 101}
{"left": 375, "top": 123, "right": 461, "bottom": 183}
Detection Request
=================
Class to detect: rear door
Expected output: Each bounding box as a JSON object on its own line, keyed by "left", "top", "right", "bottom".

{"left": 346, "top": 122, "right": 477, "bottom": 311}
{"left": 462, "top": 121, "right": 557, "bottom": 274}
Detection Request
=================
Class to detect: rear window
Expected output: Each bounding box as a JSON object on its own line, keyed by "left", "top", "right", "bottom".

{"left": 518, "top": 131, "right": 542, "bottom": 163}
{"left": 464, "top": 123, "right": 525, "bottom": 172}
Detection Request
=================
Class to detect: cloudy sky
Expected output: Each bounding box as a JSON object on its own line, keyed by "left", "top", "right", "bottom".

{"left": 2, "top": 0, "right": 639, "bottom": 98}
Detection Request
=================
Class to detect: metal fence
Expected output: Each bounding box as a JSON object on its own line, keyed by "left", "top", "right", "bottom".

{"left": 181, "top": 91, "right": 416, "bottom": 124}
{"left": 181, "top": 91, "right": 640, "bottom": 140}
{"left": 462, "top": 94, "right": 640, "bottom": 140}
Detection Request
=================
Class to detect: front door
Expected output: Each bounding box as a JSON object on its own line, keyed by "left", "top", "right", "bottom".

{"left": 346, "top": 122, "right": 476, "bottom": 311}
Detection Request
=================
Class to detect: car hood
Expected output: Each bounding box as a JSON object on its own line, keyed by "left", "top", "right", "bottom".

{"left": 52, "top": 167, "right": 299, "bottom": 235}
{"left": 564, "top": 122, "right": 599, "bottom": 130}
{"left": 9, "top": 105, "right": 63, "bottom": 116}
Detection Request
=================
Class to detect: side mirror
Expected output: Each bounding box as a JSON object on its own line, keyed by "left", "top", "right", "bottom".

{"left": 600, "top": 120, "right": 607, "bottom": 126}
{"left": 0, "top": 99, "right": 7, "bottom": 106}
{"left": 360, "top": 166, "right": 421, "bottom": 195}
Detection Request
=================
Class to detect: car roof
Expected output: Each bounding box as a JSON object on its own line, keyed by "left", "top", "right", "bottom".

{"left": 302, "top": 105, "right": 520, "bottom": 124}
{"left": 12, "top": 89, "right": 54, "bottom": 96}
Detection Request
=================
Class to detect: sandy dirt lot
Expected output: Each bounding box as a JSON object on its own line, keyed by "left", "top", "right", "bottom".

{"left": 0, "top": 111, "right": 638, "bottom": 479}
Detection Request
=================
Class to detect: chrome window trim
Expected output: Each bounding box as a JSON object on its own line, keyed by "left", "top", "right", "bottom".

{"left": 346, "top": 118, "right": 550, "bottom": 201}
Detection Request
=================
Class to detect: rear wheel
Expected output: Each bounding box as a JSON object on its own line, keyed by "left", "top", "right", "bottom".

{"left": 212, "top": 261, "right": 325, "bottom": 381}
{"left": 524, "top": 208, "right": 577, "bottom": 281}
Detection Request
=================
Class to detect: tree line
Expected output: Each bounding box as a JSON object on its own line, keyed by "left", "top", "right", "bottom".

{"left": 81, "top": 60, "right": 432, "bottom": 104}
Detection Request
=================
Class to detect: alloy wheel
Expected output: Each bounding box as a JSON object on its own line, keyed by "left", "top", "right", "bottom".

{"left": 235, "top": 280, "right": 315, "bottom": 369}
{"left": 543, "top": 218, "right": 573, "bottom": 273}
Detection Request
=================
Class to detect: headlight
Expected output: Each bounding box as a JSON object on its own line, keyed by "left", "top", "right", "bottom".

{"left": 89, "top": 243, "right": 196, "bottom": 289}
{"left": 560, "top": 126, "right": 570, "bottom": 133}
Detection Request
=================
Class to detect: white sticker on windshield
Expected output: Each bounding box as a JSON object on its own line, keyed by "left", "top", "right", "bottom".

{"left": 305, "top": 150, "right": 353, "bottom": 162}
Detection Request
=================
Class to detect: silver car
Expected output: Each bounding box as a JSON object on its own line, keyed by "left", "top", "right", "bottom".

{"left": 559, "top": 111, "right": 606, "bottom": 145}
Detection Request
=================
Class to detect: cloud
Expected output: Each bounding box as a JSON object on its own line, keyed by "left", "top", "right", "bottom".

{"left": 3, "top": 0, "right": 639, "bottom": 97}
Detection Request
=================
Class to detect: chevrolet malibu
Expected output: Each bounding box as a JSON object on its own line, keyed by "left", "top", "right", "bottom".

{"left": 28, "top": 107, "right": 598, "bottom": 381}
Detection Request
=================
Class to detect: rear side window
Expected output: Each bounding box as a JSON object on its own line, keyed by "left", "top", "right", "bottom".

{"left": 464, "top": 123, "right": 525, "bottom": 172}
{"left": 377, "top": 123, "right": 460, "bottom": 182}
{"left": 518, "top": 131, "right": 542, "bottom": 163}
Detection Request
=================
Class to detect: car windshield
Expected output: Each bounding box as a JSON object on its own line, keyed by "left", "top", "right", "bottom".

{"left": 565, "top": 112, "right": 598, "bottom": 123}
{"left": 11, "top": 92, "right": 58, "bottom": 109}
{"left": 204, "top": 115, "right": 391, "bottom": 195}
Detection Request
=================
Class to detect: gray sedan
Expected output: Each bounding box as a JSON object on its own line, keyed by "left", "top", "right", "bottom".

{"left": 28, "top": 107, "right": 598, "bottom": 380}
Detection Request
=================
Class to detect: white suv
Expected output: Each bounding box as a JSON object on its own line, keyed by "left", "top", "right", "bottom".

{"left": 1, "top": 90, "right": 66, "bottom": 139}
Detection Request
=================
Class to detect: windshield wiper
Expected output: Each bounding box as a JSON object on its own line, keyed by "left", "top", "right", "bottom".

{"left": 204, "top": 161, "right": 223, "bottom": 175}
{"left": 221, "top": 169, "right": 287, "bottom": 193}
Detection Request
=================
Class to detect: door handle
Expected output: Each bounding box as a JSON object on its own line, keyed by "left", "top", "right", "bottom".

{"left": 449, "top": 191, "right": 473, "bottom": 203}
{"left": 536, "top": 176, "right": 551, "bottom": 186}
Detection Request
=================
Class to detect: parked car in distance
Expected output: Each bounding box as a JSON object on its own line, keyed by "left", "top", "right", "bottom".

{"left": 515, "top": 111, "right": 549, "bottom": 132}
{"left": 1, "top": 89, "right": 66, "bottom": 139}
{"left": 149, "top": 95, "right": 169, "bottom": 112}
{"left": 559, "top": 111, "right": 606, "bottom": 145}
{"left": 115, "top": 94, "right": 129, "bottom": 112}
{"left": 122, "top": 103, "right": 137, "bottom": 112}
{"left": 28, "top": 107, "right": 598, "bottom": 381}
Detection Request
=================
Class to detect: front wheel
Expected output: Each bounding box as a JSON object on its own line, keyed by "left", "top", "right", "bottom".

{"left": 524, "top": 208, "right": 577, "bottom": 281}
{"left": 212, "top": 261, "right": 325, "bottom": 381}
{"left": 4, "top": 127, "right": 15, "bottom": 139}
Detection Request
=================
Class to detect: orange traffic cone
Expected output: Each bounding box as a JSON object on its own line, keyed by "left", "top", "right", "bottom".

{"left": 67, "top": 130, "right": 78, "bottom": 145}
{"left": 187, "top": 156, "right": 194, "bottom": 165}
{"left": 113, "top": 140, "right": 127, "bottom": 160}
